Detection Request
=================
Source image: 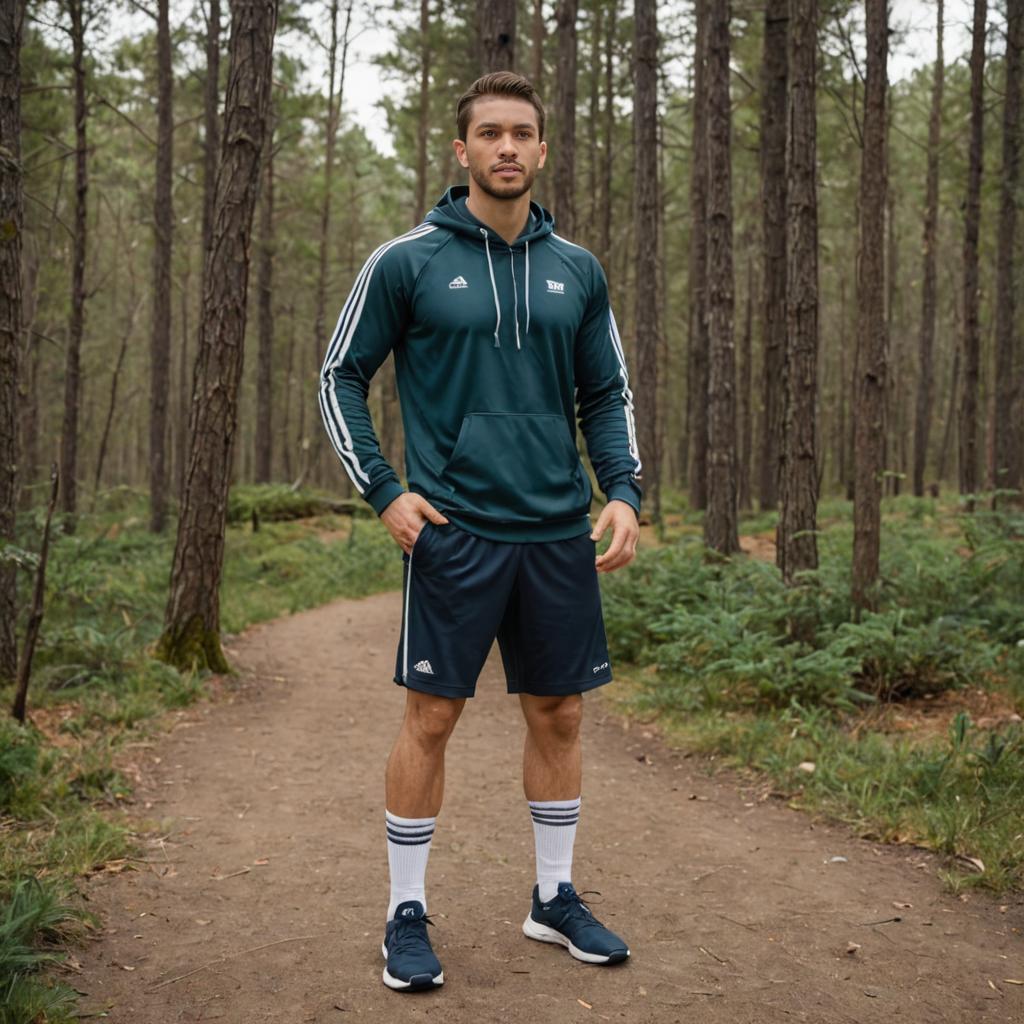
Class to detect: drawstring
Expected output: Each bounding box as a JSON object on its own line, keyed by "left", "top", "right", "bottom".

{"left": 481, "top": 227, "right": 530, "bottom": 351}
{"left": 482, "top": 228, "right": 502, "bottom": 347}
{"left": 524, "top": 240, "right": 531, "bottom": 336}
{"left": 509, "top": 250, "right": 521, "bottom": 350}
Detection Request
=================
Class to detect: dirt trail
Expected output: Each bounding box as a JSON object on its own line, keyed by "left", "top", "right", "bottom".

{"left": 75, "top": 590, "right": 1023, "bottom": 1023}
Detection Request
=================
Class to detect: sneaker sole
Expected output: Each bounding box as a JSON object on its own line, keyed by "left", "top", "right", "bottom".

{"left": 381, "top": 943, "right": 444, "bottom": 991}
{"left": 522, "top": 915, "right": 630, "bottom": 965}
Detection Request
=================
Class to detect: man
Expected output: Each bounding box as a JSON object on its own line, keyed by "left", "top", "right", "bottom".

{"left": 319, "top": 71, "right": 642, "bottom": 992}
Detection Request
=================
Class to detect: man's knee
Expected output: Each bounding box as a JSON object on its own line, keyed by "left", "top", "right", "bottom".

{"left": 523, "top": 694, "right": 583, "bottom": 743}
{"left": 403, "top": 690, "right": 465, "bottom": 747}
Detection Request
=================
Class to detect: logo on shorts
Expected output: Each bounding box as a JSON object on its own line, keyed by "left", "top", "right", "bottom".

{"left": 414, "top": 659, "right": 435, "bottom": 675}
{"left": 592, "top": 662, "right": 609, "bottom": 674}
{"left": 449, "top": 275, "right": 468, "bottom": 289}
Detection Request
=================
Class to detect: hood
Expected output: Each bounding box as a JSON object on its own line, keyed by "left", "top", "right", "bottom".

{"left": 425, "top": 184, "right": 554, "bottom": 245}
{"left": 425, "top": 185, "right": 554, "bottom": 349}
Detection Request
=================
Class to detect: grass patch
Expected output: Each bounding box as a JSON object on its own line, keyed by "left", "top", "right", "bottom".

{"left": 603, "top": 494, "right": 1024, "bottom": 893}
{"left": 0, "top": 485, "right": 403, "bottom": 1018}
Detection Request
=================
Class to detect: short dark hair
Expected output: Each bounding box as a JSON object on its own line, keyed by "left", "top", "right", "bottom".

{"left": 456, "top": 72, "right": 546, "bottom": 142}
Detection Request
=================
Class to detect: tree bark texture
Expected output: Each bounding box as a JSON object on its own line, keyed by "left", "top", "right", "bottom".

{"left": 255, "top": 108, "right": 275, "bottom": 483}
{"left": 310, "top": 0, "right": 352, "bottom": 489}
{"left": 531, "top": 0, "right": 544, "bottom": 91}
{"left": 913, "top": 0, "right": 943, "bottom": 497}
{"left": 739, "top": 254, "right": 752, "bottom": 510}
{"left": 599, "top": 0, "right": 615, "bottom": 270}
{"left": 202, "top": 0, "right": 221, "bottom": 268}
{"left": 60, "top": 0, "right": 88, "bottom": 527}
{"left": 778, "top": 0, "right": 818, "bottom": 584}
{"left": 633, "top": 0, "right": 659, "bottom": 521}
{"left": 994, "top": 0, "right": 1022, "bottom": 497}
{"left": 477, "top": 0, "right": 515, "bottom": 72}
{"left": 414, "top": 0, "right": 431, "bottom": 224}
{"left": 958, "top": 0, "right": 986, "bottom": 503}
{"left": 552, "top": 0, "right": 578, "bottom": 239}
{"left": 852, "top": 0, "right": 888, "bottom": 611}
{"left": 758, "top": 0, "right": 787, "bottom": 512}
{"left": 703, "top": 0, "right": 739, "bottom": 555}
{"left": 158, "top": 0, "right": 278, "bottom": 672}
{"left": 687, "top": 0, "right": 709, "bottom": 510}
{"left": 149, "top": 0, "right": 174, "bottom": 532}
{"left": 0, "top": 0, "right": 24, "bottom": 683}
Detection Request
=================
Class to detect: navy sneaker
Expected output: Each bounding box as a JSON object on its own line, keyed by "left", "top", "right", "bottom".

{"left": 522, "top": 883, "right": 630, "bottom": 964}
{"left": 381, "top": 900, "right": 444, "bottom": 991}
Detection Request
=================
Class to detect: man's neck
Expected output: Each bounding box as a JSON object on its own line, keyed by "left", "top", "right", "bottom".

{"left": 465, "top": 187, "right": 532, "bottom": 246}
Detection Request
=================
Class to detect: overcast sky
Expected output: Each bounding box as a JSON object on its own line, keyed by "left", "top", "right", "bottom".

{"left": 98, "top": 0, "right": 981, "bottom": 158}
{"left": 335, "top": 0, "right": 978, "bottom": 156}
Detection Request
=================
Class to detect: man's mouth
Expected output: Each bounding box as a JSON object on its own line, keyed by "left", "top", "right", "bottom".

{"left": 493, "top": 165, "right": 522, "bottom": 177}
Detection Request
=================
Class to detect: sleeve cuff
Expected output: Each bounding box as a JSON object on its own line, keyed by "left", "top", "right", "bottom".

{"left": 365, "top": 478, "right": 405, "bottom": 516}
{"left": 606, "top": 479, "right": 642, "bottom": 517}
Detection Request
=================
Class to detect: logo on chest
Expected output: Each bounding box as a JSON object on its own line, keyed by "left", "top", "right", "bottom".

{"left": 449, "top": 275, "right": 468, "bottom": 290}
{"left": 546, "top": 279, "right": 565, "bottom": 294}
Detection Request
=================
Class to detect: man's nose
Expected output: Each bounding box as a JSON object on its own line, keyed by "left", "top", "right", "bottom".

{"left": 497, "top": 135, "right": 519, "bottom": 157}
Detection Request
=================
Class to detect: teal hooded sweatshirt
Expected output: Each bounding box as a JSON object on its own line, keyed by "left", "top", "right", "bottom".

{"left": 318, "top": 185, "right": 642, "bottom": 543}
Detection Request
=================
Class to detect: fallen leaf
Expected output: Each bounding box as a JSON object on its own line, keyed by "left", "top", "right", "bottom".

{"left": 254, "top": 858, "right": 270, "bottom": 866}
{"left": 1003, "top": 979, "right": 1024, "bottom": 985}
{"left": 577, "top": 999, "right": 592, "bottom": 1010}
{"left": 846, "top": 942, "right": 861, "bottom": 955}
{"left": 892, "top": 901, "right": 912, "bottom": 909}
{"left": 797, "top": 761, "right": 816, "bottom": 773}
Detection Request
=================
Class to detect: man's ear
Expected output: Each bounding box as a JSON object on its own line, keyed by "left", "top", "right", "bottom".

{"left": 538, "top": 140, "right": 547, "bottom": 169}
{"left": 453, "top": 138, "right": 469, "bottom": 169}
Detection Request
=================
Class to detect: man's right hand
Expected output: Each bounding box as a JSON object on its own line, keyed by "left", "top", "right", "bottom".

{"left": 380, "top": 492, "right": 450, "bottom": 554}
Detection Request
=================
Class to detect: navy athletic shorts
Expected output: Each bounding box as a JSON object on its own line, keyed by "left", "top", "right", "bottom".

{"left": 393, "top": 521, "right": 614, "bottom": 699}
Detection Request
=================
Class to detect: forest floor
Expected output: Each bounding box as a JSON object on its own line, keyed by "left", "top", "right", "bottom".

{"left": 68, "top": 589, "right": 1023, "bottom": 1024}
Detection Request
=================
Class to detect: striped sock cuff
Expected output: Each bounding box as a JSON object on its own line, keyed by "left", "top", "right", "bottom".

{"left": 529, "top": 797, "right": 581, "bottom": 827}
{"left": 386, "top": 810, "right": 436, "bottom": 847}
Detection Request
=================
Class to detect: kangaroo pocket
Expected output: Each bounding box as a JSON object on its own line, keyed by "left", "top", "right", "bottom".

{"left": 440, "top": 412, "right": 591, "bottom": 523}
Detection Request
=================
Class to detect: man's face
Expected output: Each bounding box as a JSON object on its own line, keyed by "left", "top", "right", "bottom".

{"left": 454, "top": 96, "right": 547, "bottom": 201}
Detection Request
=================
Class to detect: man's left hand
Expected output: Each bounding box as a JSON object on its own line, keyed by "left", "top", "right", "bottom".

{"left": 591, "top": 499, "right": 640, "bottom": 573}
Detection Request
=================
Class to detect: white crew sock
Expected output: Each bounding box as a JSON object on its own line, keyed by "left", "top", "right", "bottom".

{"left": 528, "top": 796, "right": 581, "bottom": 902}
{"left": 385, "top": 810, "right": 436, "bottom": 920}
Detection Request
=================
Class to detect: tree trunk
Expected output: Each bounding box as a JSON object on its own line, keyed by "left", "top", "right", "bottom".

{"left": 309, "top": 0, "right": 353, "bottom": 489}
{"left": 157, "top": 0, "right": 278, "bottom": 672}
{"left": 176, "top": 253, "right": 191, "bottom": 499}
{"left": 150, "top": 0, "right": 174, "bottom": 532}
{"left": 633, "top": 0, "right": 659, "bottom": 522}
{"left": 599, "top": 0, "right": 615, "bottom": 271}
{"left": 478, "top": 0, "right": 515, "bottom": 72}
{"left": 414, "top": 0, "right": 431, "bottom": 224}
{"left": 531, "top": 0, "right": 544, "bottom": 91}
{"left": 913, "top": 0, "right": 943, "bottom": 498}
{"left": 758, "top": 0, "right": 787, "bottom": 512}
{"left": 994, "top": 0, "right": 1022, "bottom": 498}
{"left": 255, "top": 106, "right": 275, "bottom": 484}
{"left": 0, "top": 0, "right": 24, "bottom": 683}
{"left": 959, "top": 0, "right": 987, "bottom": 505}
{"left": 852, "top": 0, "right": 888, "bottom": 611}
{"left": 60, "top": 0, "right": 88, "bottom": 529}
{"left": 688, "top": 0, "right": 709, "bottom": 510}
{"left": 777, "top": 0, "right": 818, "bottom": 584}
{"left": 552, "top": 0, "right": 578, "bottom": 239}
{"left": 738, "top": 254, "right": 752, "bottom": 510}
{"left": 202, "top": 0, "right": 221, "bottom": 269}
{"left": 703, "top": 0, "right": 739, "bottom": 555}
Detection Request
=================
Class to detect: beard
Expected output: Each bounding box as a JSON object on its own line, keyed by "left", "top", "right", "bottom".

{"left": 467, "top": 156, "right": 538, "bottom": 200}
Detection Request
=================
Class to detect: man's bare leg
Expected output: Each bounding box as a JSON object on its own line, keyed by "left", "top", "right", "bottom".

{"left": 520, "top": 693, "right": 583, "bottom": 801}
{"left": 383, "top": 689, "right": 464, "bottom": 919}
{"left": 519, "top": 691, "right": 629, "bottom": 963}
{"left": 520, "top": 693, "right": 583, "bottom": 900}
